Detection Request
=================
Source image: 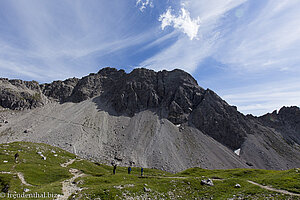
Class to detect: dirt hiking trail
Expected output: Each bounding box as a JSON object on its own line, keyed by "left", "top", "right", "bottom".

{"left": 247, "top": 180, "right": 300, "bottom": 197}
{"left": 56, "top": 158, "right": 86, "bottom": 200}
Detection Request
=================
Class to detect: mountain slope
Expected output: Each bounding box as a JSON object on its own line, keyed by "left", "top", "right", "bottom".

{"left": 0, "top": 68, "right": 300, "bottom": 172}
{"left": 0, "top": 99, "right": 247, "bottom": 172}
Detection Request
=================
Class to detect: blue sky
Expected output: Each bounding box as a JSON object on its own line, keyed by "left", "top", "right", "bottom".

{"left": 0, "top": 0, "right": 299, "bottom": 116}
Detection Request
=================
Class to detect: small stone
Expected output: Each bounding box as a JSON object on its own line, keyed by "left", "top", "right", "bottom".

{"left": 201, "top": 178, "right": 214, "bottom": 186}
{"left": 235, "top": 184, "right": 241, "bottom": 188}
{"left": 207, "top": 179, "right": 214, "bottom": 186}
{"left": 144, "top": 187, "right": 151, "bottom": 192}
{"left": 24, "top": 188, "right": 30, "bottom": 192}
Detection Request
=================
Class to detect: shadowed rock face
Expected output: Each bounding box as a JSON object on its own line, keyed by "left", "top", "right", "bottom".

{"left": 258, "top": 106, "right": 300, "bottom": 144}
{"left": 40, "top": 77, "right": 79, "bottom": 102}
{"left": 0, "top": 67, "right": 300, "bottom": 166}
{"left": 40, "top": 67, "right": 207, "bottom": 124}
{"left": 190, "top": 89, "right": 249, "bottom": 150}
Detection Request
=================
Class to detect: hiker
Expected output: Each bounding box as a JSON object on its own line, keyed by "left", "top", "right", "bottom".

{"left": 141, "top": 167, "right": 143, "bottom": 176}
{"left": 128, "top": 166, "right": 131, "bottom": 174}
{"left": 14, "top": 152, "right": 19, "bottom": 163}
{"left": 113, "top": 164, "right": 117, "bottom": 175}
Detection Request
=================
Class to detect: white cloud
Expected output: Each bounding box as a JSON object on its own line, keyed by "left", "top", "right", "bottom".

{"left": 136, "top": 0, "right": 153, "bottom": 12}
{"left": 141, "top": 0, "right": 245, "bottom": 73}
{"left": 159, "top": 7, "right": 201, "bottom": 40}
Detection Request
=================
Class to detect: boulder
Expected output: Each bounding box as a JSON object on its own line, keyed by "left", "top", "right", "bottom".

{"left": 201, "top": 178, "right": 214, "bottom": 186}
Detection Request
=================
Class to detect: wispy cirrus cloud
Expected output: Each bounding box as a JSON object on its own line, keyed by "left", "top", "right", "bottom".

{"left": 215, "top": 1, "right": 300, "bottom": 73}
{"left": 222, "top": 78, "right": 300, "bottom": 116}
{"left": 183, "top": 0, "right": 247, "bottom": 22}
{"left": 0, "top": 0, "right": 161, "bottom": 82}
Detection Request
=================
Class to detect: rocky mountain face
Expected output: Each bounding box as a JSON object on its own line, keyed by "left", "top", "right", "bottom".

{"left": 0, "top": 78, "right": 48, "bottom": 110}
{"left": 0, "top": 68, "right": 300, "bottom": 172}
{"left": 0, "top": 68, "right": 251, "bottom": 150}
{"left": 258, "top": 106, "right": 300, "bottom": 145}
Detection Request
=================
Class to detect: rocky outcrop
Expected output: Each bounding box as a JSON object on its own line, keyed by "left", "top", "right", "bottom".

{"left": 40, "top": 78, "right": 79, "bottom": 102}
{"left": 97, "top": 68, "right": 205, "bottom": 122}
{"left": 39, "top": 67, "right": 207, "bottom": 124}
{"left": 258, "top": 106, "right": 300, "bottom": 145}
{"left": 0, "top": 78, "right": 47, "bottom": 110}
{"left": 50, "top": 68, "right": 201, "bottom": 119}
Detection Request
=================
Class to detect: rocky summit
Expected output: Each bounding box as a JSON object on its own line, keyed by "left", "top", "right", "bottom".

{"left": 0, "top": 67, "right": 300, "bottom": 172}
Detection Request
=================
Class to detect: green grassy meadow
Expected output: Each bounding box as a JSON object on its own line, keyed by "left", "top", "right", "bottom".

{"left": 0, "top": 142, "right": 299, "bottom": 199}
